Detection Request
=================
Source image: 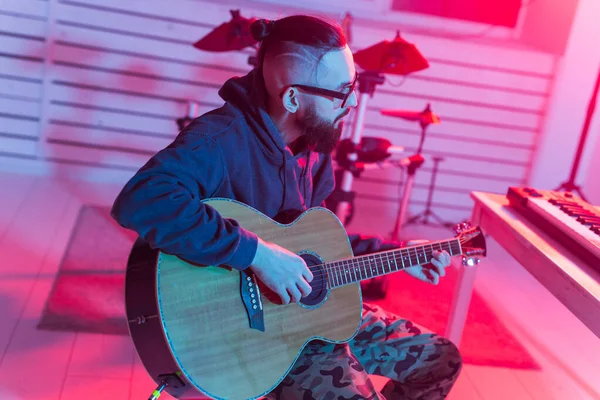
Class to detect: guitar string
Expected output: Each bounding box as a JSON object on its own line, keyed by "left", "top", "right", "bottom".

{"left": 305, "top": 241, "right": 463, "bottom": 274}
{"left": 263, "top": 239, "right": 467, "bottom": 285}
{"left": 303, "top": 242, "right": 462, "bottom": 275}
{"left": 254, "top": 247, "right": 454, "bottom": 300}
{"left": 248, "top": 242, "right": 467, "bottom": 296}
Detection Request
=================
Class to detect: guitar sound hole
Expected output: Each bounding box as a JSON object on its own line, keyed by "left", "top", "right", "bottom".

{"left": 299, "top": 253, "right": 329, "bottom": 307}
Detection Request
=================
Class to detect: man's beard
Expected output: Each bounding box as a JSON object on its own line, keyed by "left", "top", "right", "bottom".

{"left": 295, "top": 105, "right": 347, "bottom": 153}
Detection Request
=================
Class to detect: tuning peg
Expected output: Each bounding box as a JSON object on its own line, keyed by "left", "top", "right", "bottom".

{"left": 462, "top": 257, "right": 481, "bottom": 267}
{"left": 453, "top": 221, "right": 474, "bottom": 235}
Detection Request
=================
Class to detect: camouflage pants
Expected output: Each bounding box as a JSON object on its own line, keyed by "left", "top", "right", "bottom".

{"left": 266, "top": 303, "right": 462, "bottom": 400}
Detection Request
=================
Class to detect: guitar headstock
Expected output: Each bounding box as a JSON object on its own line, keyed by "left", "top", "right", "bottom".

{"left": 454, "top": 222, "right": 487, "bottom": 267}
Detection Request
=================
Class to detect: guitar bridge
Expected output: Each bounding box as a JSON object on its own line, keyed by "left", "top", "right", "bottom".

{"left": 240, "top": 270, "right": 265, "bottom": 332}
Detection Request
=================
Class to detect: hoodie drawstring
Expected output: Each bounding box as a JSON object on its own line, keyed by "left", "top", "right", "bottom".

{"left": 277, "top": 148, "right": 287, "bottom": 215}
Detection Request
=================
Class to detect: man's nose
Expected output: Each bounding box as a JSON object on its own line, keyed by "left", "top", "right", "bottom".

{"left": 346, "top": 90, "right": 358, "bottom": 108}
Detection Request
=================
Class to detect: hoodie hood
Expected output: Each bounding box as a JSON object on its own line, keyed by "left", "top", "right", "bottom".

{"left": 218, "top": 68, "right": 289, "bottom": 161}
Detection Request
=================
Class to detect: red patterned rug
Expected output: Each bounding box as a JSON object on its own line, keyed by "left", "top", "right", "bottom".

{"left": 38, "top": 205, "right": 538, "bottom": 369}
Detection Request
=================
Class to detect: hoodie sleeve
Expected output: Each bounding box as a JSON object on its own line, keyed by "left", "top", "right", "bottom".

{"left": 311, "top": 154, "right": 405, "bottom": 256}
{"left": 111, "top": 133, "right": 258, "bottom": 270}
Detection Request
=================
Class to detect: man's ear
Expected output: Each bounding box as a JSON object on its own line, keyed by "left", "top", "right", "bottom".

{"left": 281, "top": 87, "right": 300, "bottom": 113}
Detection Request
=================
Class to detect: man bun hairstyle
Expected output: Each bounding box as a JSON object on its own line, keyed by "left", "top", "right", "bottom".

{"left": 250, "top": 15, "right": 347, "bottom": 68}
{"left": 250, "top": 18, "right": 276, "bottom": 42}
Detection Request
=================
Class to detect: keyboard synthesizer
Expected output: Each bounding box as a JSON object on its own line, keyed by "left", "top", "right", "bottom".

{"left": 506, "top": 187, "right": 600, "bottom": 266}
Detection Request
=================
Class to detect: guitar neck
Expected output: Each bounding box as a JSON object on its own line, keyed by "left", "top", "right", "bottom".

{"left": 326, "top": 238, "right": 462, "bottom": 289}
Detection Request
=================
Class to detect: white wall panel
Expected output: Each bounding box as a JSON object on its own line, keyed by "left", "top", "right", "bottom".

{"left": 0, "top": 0, "right": 560, "bottom": 232}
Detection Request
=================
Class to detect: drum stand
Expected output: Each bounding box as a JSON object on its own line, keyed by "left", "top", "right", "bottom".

{"left": 333, "top": 71, "right": 385, "bottom": 224}
{"left": 405, "top": 156, "right": 453, "bottom": 228}
{"left": 389, "top": 118, "right": 435, "bottom": 241}
{"left": 176, "top": 101, "right": 199, "bottom": 131}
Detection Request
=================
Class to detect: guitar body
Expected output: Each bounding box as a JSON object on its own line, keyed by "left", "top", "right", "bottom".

{"left": 125, "top": 199, "right": 362, "bottom": 400}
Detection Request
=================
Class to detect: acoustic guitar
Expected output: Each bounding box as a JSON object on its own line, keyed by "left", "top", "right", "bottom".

{"left": 125, "top": 199, "right": 486, "bottom": 400}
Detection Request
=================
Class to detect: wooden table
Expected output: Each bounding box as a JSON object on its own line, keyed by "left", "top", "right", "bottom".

{"left": 444, "top": 191, "right": 600, "bottom": 346}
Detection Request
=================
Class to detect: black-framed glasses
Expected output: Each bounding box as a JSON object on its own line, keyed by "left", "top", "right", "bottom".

{"left": 288, "top": 72, "right": 358, "bottom": 108}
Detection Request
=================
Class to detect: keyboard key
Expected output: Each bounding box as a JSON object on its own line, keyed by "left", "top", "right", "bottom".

{"left": 577, "top": 216, "right": 600, "bottom": 226}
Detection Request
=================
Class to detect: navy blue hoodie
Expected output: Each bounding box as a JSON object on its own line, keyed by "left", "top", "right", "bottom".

{"left": 111, "top": 68, "right": 399, "bottom": 269}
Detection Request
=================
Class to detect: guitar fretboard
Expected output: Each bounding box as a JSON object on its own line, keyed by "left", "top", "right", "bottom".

{"left": 325, "top": 239, "right": 461, "bottom": 288}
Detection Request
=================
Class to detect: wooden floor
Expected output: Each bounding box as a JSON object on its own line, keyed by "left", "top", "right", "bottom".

{"left": 0, "top": 171, "right": 599, "bottom": 400}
